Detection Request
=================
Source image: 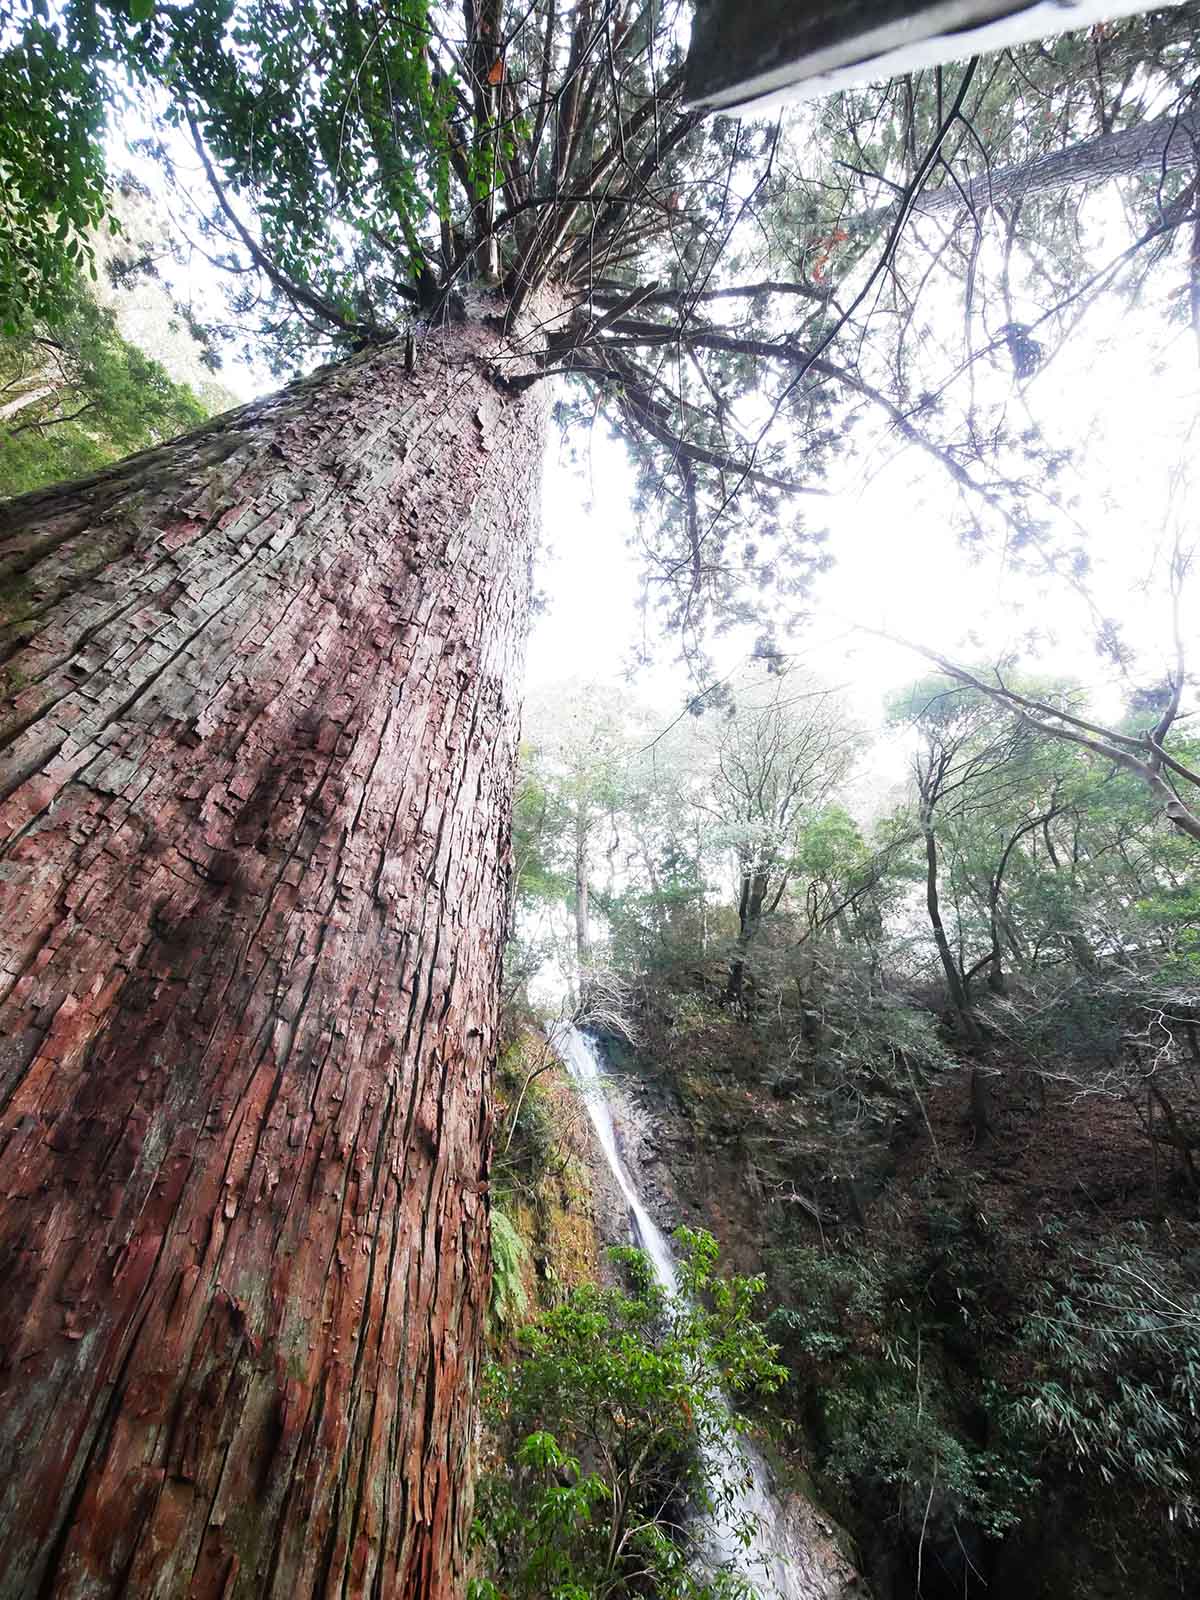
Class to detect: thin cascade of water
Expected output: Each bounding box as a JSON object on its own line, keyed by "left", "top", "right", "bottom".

{"left": 554, "top": 1025, "right": 811, "bottom": 1600}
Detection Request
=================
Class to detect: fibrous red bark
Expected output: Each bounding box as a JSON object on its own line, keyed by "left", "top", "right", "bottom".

{"left": 0, "top": 311, "right": 545, "bottom": 1597}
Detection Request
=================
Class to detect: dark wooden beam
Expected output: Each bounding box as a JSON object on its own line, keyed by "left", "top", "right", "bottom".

{"left": 684, "top": 0, "right": 1167, "bottom": 111}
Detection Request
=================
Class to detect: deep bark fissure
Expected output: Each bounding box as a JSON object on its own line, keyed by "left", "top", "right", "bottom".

{"left": 0, "top": 309, "right": 548, "bottom": 1599}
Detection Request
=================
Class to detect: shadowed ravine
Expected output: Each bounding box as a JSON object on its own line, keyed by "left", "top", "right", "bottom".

{"left": 556, "top": 1026, "right": 817, "bottom": 1600}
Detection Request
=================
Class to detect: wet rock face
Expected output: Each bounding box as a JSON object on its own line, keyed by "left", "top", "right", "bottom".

{"left": 574, "top": 1029, "right": 868, "bottom": 1600}
{"left": 590, "top": 1024, "right": 780, "bottom": 1279}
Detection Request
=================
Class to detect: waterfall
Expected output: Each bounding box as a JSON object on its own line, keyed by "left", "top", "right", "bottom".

{"left": 555, "top": 1025, "right": 813, "bottom": 1600}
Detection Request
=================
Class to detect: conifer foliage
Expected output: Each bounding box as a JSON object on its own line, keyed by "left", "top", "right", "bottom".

{"left": 4, "top": 2, "right": 1196, "bottom": 652}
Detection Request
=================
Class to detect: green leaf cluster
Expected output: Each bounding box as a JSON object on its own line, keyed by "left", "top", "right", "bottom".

{"left": 489, "top": 1207, "right": 531, "bottom": 1332}
{"left": 0, "top": 0, "right": 152, "bottom": 327}
{"left": 765, "top": 1230, "right": 1035, "bottom": 1541}
{"left": 472, "top": 1231, "right": 784, "bottom": 1600}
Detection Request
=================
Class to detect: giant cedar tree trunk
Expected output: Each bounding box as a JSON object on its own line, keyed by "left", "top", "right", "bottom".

{"left": 0, "top": 311, "right": 546, "bottom": 1598}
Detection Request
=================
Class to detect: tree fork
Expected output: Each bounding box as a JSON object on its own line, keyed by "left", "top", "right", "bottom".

{"left": 0, "top": 311, "right": 548, "bottom": 1598}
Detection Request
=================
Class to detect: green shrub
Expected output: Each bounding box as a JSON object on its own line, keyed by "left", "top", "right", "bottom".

{"left": 471, "top": 1231, "right": 784, "bottom": 1600}
{"left": 766, "top": 1216, "right": 1033, "bottom": 1540}
{"left": 824, "top": 1381, "right": 1034, "bottom": 1538}
{"left": 768, "top": 1210, "right": 1200, "bottom": 1561}
{"left": 668, "top": 990, "right": 730, "bottom": 1036}
{"left": 767, "top": 965, "right": 960, "bottom": 1131}
{"left": 999, "top": 1230, "right": 1200, "bottom": 1524}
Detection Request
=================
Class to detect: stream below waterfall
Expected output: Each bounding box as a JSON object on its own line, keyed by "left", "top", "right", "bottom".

{"left": 556, "top": 1025, "right": 815, "bottom": 1600}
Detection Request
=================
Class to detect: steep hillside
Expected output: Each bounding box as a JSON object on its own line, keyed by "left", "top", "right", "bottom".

{"left": 479, "top": 1024, "right": 868, "bottom": 1598}
{"left": 592, "top": 985, "right": 1200, "bottom": 1600}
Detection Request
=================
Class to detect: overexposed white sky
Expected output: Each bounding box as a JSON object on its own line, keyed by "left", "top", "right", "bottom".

{"left": 526, "top": 283, "right": 1198, "bottom": 752}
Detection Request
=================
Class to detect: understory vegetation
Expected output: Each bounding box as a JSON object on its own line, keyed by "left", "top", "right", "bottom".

{"left": 766, "top": 1205, "right": 1200, "bottom": 1577}
{"left": 498, "top": 657, "right": 1200, "bottom": 1598}
{"left": 472, "top": 1233, "right": 783, "bottom": 1600}
{"left": 0, "top": 265, "right": 212, "bottom": 496}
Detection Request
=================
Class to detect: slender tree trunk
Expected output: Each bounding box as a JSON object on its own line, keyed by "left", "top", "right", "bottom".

{"left": 795, "top": 943, "right": 823, "bottom": 1047}
{"left": 0, "top": 380, "right": 56, "bottom": 422}
{"left": 915, "top": 107, "right": 1200, "bottom": 218}
{"left": 983, "top": 876, "right": 1009, "bottom": 995}
{"left": 0, "top": 312, "right": 546, "bottom": 1598}
{"left": 921, "top": 814, "right": 986, "bottom": 1142}
{"left": 1147, "top": 1081, "right": 1200, "bottom": 1196}
{"left": 844, "top": 107, "right": 1200, "bottom": 240}
{"left": 573, "top": 807, "right": 591, "bottom": 968}
{"left": 1067, "top": 930, "right": 1100, "bottom": 973}
{"left": 922, "top": 816, "right": 972, "bottom": 1029}
{"left": 726, "top": 866, "right": 767, "bottom": 1008}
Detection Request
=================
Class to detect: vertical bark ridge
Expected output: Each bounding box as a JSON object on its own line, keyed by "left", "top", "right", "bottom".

{"left": 0, "top": 313, "right": 546, "bottom": 1598}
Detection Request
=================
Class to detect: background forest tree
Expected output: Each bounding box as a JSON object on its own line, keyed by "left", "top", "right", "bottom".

{"left": 516, "top": 650, "right": 1199, "bottom": 1183}
{"left": 0, "top": 1, "right": 1198, "bottom": 1596}
{"left": 506, "top": 655, "right": 1200, "bottom": 1593}
{"left": 0, "top": 265, "right": 212, "bottom": 492}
